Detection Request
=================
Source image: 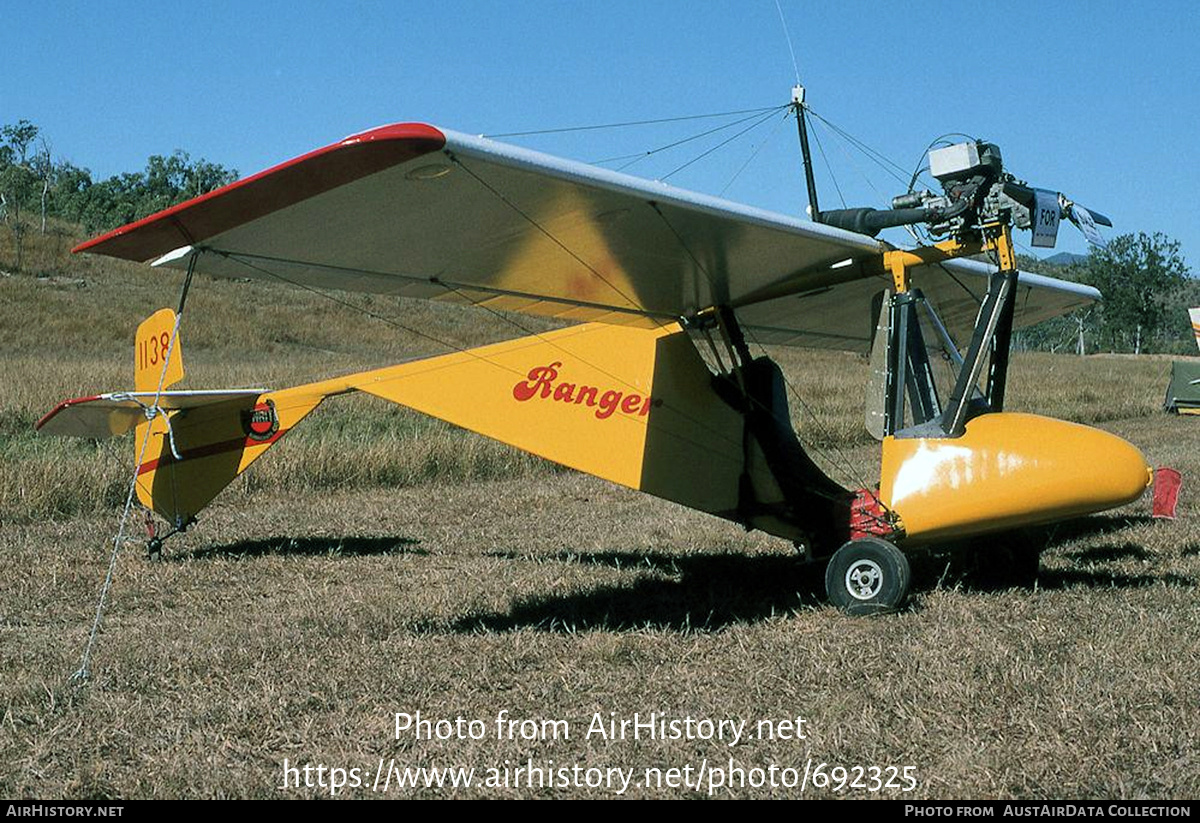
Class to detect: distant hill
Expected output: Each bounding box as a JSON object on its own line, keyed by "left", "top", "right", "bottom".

{"left": 1042, "top": 251, "right": 1089, "bottom": 266}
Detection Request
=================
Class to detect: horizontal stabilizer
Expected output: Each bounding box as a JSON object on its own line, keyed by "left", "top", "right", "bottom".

{"left": 36, "top": 390, "right": 268, "bottom": 439}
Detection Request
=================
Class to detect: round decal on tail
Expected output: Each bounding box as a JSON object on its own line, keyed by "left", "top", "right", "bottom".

{"left": 242, "top": 399, "right": 279, "bottom": 441}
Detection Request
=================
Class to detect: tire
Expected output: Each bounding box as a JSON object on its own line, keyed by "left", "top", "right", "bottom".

{"left": 825, "top": 537, "right": 910, "bottom": 615}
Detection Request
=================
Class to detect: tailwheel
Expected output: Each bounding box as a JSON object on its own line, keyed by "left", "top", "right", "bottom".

{"left": 825, "top": 537, "right": 910, "bottom": 615}
{"left": 145, "top": 511, "right": 163, "bottom": 562}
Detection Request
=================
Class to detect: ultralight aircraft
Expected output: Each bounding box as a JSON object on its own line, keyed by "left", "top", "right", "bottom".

{"left": 37, "top": 89, "right": 1153, "bottom": 613}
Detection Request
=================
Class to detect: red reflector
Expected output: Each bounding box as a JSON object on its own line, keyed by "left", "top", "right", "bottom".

{"left": 1152, "top": 467, "right": 1182, "bottom": 519}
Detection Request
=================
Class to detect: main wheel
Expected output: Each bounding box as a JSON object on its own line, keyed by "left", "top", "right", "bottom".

{"left": 825, "top": 537, "right": 910, "bottom": 615}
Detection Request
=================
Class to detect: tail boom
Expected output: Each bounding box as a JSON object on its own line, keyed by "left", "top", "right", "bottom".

{"left": 42, "top": 316, "right": 834, "bottom": 544}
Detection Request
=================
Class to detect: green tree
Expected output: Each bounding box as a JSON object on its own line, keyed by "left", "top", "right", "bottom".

{"left": 137, "top": 150, "right": 237, "bottom": 219}
{"left": 49, "top": 161, "right": 96, "bottom": 225}
{"left": 1083, "top": 232, "right": 1191, "bottom": 353}
{"left": 1011, "top": 254, "right": 1095, "bottom": 354}
{"left": 0, "top": 120, "right": 41, "bottom": 269}
{"left": 0, "top": 120, "right": 240, "bottom": 263}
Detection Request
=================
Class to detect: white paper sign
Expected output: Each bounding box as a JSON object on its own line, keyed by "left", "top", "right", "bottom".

{"left": 1031, "top": 189, "right": 1061, "bottom": 248}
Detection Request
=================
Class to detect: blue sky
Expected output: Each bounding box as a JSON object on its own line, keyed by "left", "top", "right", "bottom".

{"left": 5, "top": 1, "right": 1198, "bottom": 263}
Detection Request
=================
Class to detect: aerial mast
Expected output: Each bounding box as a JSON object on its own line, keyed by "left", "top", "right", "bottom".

{"left": 792, "top": 85, "right": 822, "bottom": 222}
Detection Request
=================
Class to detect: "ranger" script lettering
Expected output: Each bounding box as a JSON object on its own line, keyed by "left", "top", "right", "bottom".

{"left": 512, "top": 362, "right": 654, "bottom": 420}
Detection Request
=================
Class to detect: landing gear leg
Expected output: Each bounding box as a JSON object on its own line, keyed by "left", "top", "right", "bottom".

{"left": 143, "top": 513, "right": 194, "bottom": 562}
{"left": 145, "top": 511, "right": 162, "bottom": 562}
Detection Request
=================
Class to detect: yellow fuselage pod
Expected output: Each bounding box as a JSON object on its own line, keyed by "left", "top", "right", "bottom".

{"left": 879, "top": 413, "right": 1152, "bottom": 543}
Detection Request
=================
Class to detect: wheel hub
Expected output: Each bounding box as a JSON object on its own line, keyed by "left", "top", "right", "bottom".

{"left": 845, "top": 559, "right": 884, "bottom": 600}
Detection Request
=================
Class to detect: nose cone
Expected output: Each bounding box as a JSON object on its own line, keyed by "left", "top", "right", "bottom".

{"left": 880, "top": 413, "right": 1152, "bottom": 543}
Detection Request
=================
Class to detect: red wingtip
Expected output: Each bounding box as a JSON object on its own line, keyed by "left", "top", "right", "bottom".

{"left": 35, "top": 395, "right": 104, "bottom": 431}
{"left": 74, "top": 123, "right": 447, "bottom": 260}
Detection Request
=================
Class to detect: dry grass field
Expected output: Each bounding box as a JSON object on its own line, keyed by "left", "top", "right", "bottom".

{"left": 1, "top": 229, "right": 1197, "bottom": 799}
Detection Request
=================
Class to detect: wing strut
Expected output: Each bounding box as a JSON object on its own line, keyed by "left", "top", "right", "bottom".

{"left": 694, "top": 305, "right": 854, "bottom": 553}
{"left": 880, "top": 224, "right": 1021, "bottom": 439}
{"left": 940, "top": 224, "right": 1019, "bottom": 436}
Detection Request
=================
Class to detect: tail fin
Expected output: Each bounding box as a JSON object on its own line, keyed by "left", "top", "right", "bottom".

{"left": 133, "top": 387, "right": 328, "bottom": 529}
{"left": 1190, "top": 307, "right": 1200, "bottom": 353}
{"left": 129, "top": 308, "right": 327, "bottom": 528}
{"left": 135, "top": 308, "right": 184, "bottom": 392}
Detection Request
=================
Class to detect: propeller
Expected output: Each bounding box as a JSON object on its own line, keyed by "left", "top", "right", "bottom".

{"left": 815, "top": 139, "right": 1112, "bottom": 251}
{"left": 1000, "top": 180, "right": 1112, "bottom": 249}
{"left": 1060, "top": 195, "right": 1112, "bottom": 248}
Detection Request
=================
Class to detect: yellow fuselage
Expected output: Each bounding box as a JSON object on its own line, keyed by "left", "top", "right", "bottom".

{"left": 879, "top": 412, "right": 1152, "bottom": 543}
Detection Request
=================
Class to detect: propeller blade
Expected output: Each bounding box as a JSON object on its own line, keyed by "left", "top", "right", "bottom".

{"left": 1067, "top": 203, "right": 1107, "bottom": 248}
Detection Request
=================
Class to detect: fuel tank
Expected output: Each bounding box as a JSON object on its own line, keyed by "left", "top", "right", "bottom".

{"left": 879, "top": 412, "right": 1152, "bottom": 543}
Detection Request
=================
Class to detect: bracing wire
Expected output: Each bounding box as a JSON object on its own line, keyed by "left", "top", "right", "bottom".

{"left": 810, "top": 109, "right": 923, "bottom": 249}
{"left": 219, "top": 253, "right": 538, "bottom": 374}
{"left": 661, "top": 108, "right": 784, "bottom": 182}
{"left": 219, "top": 251, "right": 749, "bottom": 458}
{"left": 805, "top": 114, "right": 847, "bottom": 209}
{"left": 804, "top": 107, "right": 912, "bottom": 187}
{"left": 937, "top": 262, "right": 986, "bottom": 306}
{"left": 719, "top": 109, "right": 790, "bottom": 197}
{"left": 213, "top": 114, "right": 876, "bottom": 504}
{"left": 484, "top": 106, "right": 784, "bottom": 138}
{"left": 427, "top": 153, "right": 901, "bottom": 482}
{"left": 591, "top": 106, "right": 788, "bottom": 170}
{"left": 648, "top": 203, "right": 878, "bottom": 496}
{"left": 448, "top": 155, "right": 653, "bottom": 317}
{"left": 607, "top": 100, "right": 893, "bottom": 498}
{"left": 72, "top": 297, "right": 187, "bottom": 684}
{"left": 752, "top": 334, "right": 878, "bottom": 495}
